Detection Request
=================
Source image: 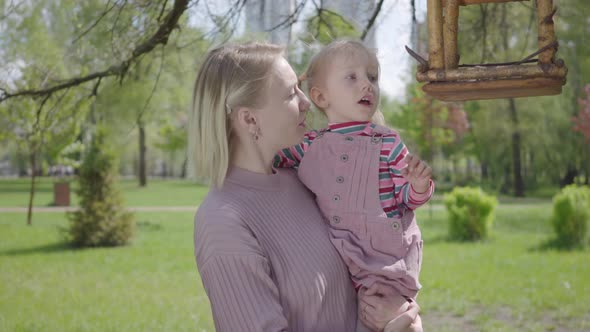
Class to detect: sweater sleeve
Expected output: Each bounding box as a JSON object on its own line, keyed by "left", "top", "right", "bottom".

{"left": 273, "top": 130, "right": 318, "bottom": 169}
{"left": 194, "top": 210, "right": 289, "bottom": 332}
{"left": 386, "top": 133, "right": 434, "bottom": 210}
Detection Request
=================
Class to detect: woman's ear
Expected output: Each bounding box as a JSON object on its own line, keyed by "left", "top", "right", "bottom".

{"left": 310, "top": 86, "right": 329, "bottom": 109}
{"left": 235, "top": 107, "right": 259, "bottom": 137}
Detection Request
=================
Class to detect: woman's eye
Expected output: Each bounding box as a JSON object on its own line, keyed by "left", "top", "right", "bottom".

{"left": 369, "top": 75, "right": 378, "bottom": 82}
{"left": 346, "top": 74, "right": 356, "bottom": 80}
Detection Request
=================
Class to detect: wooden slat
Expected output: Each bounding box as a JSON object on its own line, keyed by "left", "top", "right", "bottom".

{"left": 416, "top": 64, "right": 567, "bottom": 82}
{"left": 428, "top": 0, "right": 444, "bottom": 69}
{"left": 537, "top": 0, "right": 556, "bottom": 64}
{"left": 443, "top": 0, "right": 460, "bottom": 69}
{"left": 422, "top": 77, "right": 565, "bottom": 101}
{"left": 442, "top": 0, "right": 529, "bottom": 6}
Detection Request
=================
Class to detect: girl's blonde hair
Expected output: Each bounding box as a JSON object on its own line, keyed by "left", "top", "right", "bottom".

{"left": 189, "top": 42, "right": 284, "bottom": 188}
{"left": 299, "top": 39, "right": 384, "bottom": 125}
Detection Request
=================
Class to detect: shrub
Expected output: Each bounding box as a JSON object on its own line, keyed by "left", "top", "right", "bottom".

{"left": 67, "top": 129, "right": 135, "bottom": 247}
{"left": 444, "top": 187, "right": 497, "bottom": 241}
{"left": 550, "top": 185, "right": 590, "bottom": 248}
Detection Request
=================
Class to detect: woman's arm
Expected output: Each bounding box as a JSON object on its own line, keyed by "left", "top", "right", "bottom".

{"left": 194, "top": 210, "right": 288, "bottom": 332}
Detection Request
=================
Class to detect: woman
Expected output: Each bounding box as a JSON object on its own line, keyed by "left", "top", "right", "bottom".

{"left": 190, "top": 42, "right": 419, "bottom": 332}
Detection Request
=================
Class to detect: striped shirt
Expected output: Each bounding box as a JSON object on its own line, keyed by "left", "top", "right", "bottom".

{"left": 274, "top": 121, "right": 433, "bottom": 218}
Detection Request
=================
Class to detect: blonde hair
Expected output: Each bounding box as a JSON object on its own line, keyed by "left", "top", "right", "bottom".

{"left": 189, "top": 42, "right": 284, "bottom": 188}
{"left": 300, "top": 40, "right": 380, "bottom": 111}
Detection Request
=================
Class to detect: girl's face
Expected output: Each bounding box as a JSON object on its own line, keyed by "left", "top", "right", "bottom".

{"left": 318, "top": 51, "right": 380, "bottom": 123}
{"left": 257, "top": 57, "right": 310, "bottom": 151}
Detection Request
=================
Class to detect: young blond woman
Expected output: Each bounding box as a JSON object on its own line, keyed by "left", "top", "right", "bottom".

{"left": 190, "top": 42, "right": 417, "bottom": 332}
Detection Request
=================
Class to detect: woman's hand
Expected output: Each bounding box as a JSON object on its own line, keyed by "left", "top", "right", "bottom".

{"left": 358, "top": 284, "right": 418, "bottom": 332}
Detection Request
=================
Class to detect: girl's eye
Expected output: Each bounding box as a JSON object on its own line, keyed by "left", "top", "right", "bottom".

{"left": 369, "top": 74, "right": 378, "bottom": 82}
{"left": 346, "top": 74, "right": 356, "bottom": 80}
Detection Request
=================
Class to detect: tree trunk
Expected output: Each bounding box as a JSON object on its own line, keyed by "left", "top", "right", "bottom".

{"left": 181, "top": 155, "right": 188, "bottom": 179}
{"left": 424, "top": 99, "right": 435, "bottom": 164}
{"left": 27, "top": 152, "right": 37, "bottom": 226}
{"left": 508, "top": 98, "right": 525, "bottom": 197}
{"left": 138, "top": 121, "right": 147, "bottom": 187}
{"left": 465, "top": 158, "right": 472, "bottom": 179}
{"left": 560, "top": 166, "right": 578, "bottom": 187}
{"left": 501, "top": 164, "right": 511, "bottom": 195}
{"left": 480, "top": 161, "right": 488, "bottom": 181}
{"left": 169, "top": 153, "right": 175, "bottom": 177}
{"left": 452, "top": 157, "right": 459, "bottom": 184}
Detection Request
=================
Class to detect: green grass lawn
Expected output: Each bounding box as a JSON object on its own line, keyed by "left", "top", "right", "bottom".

{"left": 0, "top": 212, "right": 213, "bottom": 332}
{"left": 1, "top": 199, "right": 589, "bottom": 331}
{"left": 0, "top": 177, "right": 209, "bottom": 207}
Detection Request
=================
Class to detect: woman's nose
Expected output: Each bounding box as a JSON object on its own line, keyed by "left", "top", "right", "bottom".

{"left": 299, "top": 92, "right": 311, "bottom": 112}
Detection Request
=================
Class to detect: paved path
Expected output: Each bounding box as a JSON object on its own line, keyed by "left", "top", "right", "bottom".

{"left": 0, "top": 206, "right": 197, "bottom": 213}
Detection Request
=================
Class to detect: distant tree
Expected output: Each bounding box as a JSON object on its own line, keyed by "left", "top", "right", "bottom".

{"left": 67, "top": 128, "right": 134, "bottom": 247}
{"left": 573, "top": 84, "right": 590, "bottom": 142}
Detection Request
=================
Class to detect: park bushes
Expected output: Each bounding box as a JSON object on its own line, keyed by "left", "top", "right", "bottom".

{"left": 444, "top": 187, "right": 497, "bottom": 241}
{"left": 67, "top": 129, "right": 134, "bottom": 247}
{"left": 550, "top": 185, "right": 590, "bottom": 247}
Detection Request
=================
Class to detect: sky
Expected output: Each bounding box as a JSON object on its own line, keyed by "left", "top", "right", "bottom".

{"left": 374, "top": 0, "right": 427, "bottom": 100}
{"left": 190, "top": 0, "right": 428, "bottom": 101}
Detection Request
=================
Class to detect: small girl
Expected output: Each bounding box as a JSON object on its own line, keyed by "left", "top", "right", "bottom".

{"left": 274, "top": 40, "right": 433, "bottom": 332}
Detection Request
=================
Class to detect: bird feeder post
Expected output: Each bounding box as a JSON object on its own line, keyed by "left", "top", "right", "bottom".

{"left": 537, "top": 0, "right": 557, "bottom": 65}
{"left": 427, "top": 0, "right": 445, "bottom": 70}
{"left": 443, "top": 0, "right": 460, "bottom": 69}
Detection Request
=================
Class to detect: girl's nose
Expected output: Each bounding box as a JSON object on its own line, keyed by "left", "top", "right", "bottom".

{"left": 363, "top": 82, "right": 374, "bottom": 93}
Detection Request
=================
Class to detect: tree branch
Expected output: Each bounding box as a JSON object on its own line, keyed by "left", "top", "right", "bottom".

{"left": 157, "top": 0, "right": 169, "bottom": 22}
{"left": 360, "top": 0, "right": 384, "bottom": 41}
{"left": 0, "top": 0, "right": 189, "bottom": 103}
{"left": 265, "top": 0, "right": 307, "bottom": 33}
{"left": 0, "top": 0, "right": 24, "bottom": 20}
{"left": 72, "top": 0, "right": 118, "bottom": 44}
{"left": 138, "top": 47, "right": 166, "bottom": 122}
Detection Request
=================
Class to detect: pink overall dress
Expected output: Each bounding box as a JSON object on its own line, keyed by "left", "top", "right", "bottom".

{"left": 297, "top": 125, "right": 423, "bottom": 300}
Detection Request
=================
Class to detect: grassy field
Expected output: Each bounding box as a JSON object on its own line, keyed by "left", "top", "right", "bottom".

{"left": 1, "top": 179, "right": 589, "bottom": 331}
{"left": 0, "top": 212, "right": 213, "bottom": 332}
{"left": 0, "top": 177, "right": 209, "bottom": 207}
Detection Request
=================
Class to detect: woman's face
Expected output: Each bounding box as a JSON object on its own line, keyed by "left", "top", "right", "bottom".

{"left": 257, "top": 57, "right": 310, "bottom": 151}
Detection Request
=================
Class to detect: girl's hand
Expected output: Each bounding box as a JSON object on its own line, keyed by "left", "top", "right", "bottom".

{"left": 400, "top": 154, "right": 432, "bottom": 194}
{"left": 383, "top": 302, "right": 421, "bottom": 332}
{"left": 358, "top": 285, "right": 414, "bottom": 331}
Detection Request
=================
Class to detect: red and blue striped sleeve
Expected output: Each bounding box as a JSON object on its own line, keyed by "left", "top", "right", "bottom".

{"left": 385, "top": 133, "right": 434, "bottom": 210}
{"left": 273, "top": 130, "right": 318, "bottom": 169}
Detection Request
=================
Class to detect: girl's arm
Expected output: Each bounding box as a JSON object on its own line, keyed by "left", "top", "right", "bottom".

{"left": 273, "top": 130, "right": 318, "bottom": 169}
{"left": 386, "top": 135, "right": 434, "bottom": 210}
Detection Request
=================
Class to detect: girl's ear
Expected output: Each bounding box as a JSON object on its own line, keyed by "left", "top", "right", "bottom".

{"left": 310, "top": 86, "right": 329, "bottom": 109}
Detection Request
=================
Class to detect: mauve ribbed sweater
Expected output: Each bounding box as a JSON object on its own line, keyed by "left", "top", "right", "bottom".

{"left": 194, "top": 167, "right": 358, "bottom": 332}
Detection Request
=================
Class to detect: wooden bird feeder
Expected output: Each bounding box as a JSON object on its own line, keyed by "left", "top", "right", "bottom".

{"left": 407, "top": 0, "right": 568, "bottom": 101}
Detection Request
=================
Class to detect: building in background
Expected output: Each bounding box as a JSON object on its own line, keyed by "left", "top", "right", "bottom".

{"left": 244, "top": 0, "right": 377, "bottom": 48}
{"left": 322, "top": 0, "right": 377, "bottom": 48}
{"left": 244, "top": 0, "right": 296, "bottom": 44}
